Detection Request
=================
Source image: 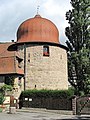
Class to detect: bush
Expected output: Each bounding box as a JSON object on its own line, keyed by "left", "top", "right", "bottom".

{"left": 20, "top": 89, "right": 74, "bottom": 99}
{"left": 0, "top": 84, "right": 12, "bottom": 104}
{"left": 1, "top": 84, "right": 13, "bottom": 91}
{"left": 0, "top": 93, "right": 4, "bottom": 104}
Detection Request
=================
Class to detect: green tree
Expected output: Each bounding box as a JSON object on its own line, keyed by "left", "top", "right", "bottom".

{"left": 0, "top": 84, "right": 13, "bottom": 96}
{"left": 65, "top": 0, "right": 90, "bottom": 95}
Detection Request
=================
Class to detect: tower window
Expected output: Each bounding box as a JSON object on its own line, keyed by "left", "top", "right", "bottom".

{"left": 28, "top": 53, "right": 30, "bottom": 63}
{"left": 43, "top": 46, "right": 49, "bottom": 56}
{"left": 28, "top": 59, "right": 30, "bottom": 63}
{"left": 35, "top": 85, "right": 36, "bottom": 89}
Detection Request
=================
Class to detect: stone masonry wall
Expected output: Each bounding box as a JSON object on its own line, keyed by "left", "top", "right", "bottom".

{"left": 18, "top": 44, "right": 68, "bottom": 90}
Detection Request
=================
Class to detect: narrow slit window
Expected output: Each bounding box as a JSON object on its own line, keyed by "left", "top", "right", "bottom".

{"left": 28, "top": 59, "right": 30, "bottom": 63}
{"left": 28, "top": 53, "right": 30, "bottom": 63}
{"left": 43, "top": 46, "right": 49, "bottom": 56}
{"left": 28, "top": 53, "right": 30, "bottom": 58}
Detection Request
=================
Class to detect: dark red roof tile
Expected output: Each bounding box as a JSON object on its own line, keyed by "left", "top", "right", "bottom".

{"left": 0, "top": 43, "right": 24, "bottom": 75}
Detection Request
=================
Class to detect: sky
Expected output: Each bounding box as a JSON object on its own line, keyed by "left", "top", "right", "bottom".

{"left": 0, "top": 0, "right": 72, "bottom": 45}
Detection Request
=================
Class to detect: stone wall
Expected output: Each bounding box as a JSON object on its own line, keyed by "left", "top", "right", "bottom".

{"left": 18, "top": 44, "right": 68, "bottom": 90}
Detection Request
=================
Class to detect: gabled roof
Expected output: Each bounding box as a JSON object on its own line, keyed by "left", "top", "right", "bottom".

{"left": 0, "top": 42, "right": 15, "bottom": 58}
{"left": 0, "top": 42, "right": 24, "bottom": 75}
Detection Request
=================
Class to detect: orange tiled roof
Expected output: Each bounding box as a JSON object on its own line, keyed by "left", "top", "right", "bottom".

{"left": 0, "top": 43, "right": 24, "bottom": 75}
{"left": 17, "top": 15, "right": 59, "bottom": 44}
{"left": 0, "top": 42, "right": 15, "bottom": 57}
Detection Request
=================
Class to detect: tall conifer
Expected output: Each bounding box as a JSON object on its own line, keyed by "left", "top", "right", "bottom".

{"left": 65, "top": 0, "right": 90, "bottom": 95}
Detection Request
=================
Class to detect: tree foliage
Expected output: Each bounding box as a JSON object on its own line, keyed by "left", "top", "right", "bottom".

{"left": 0, "top": 84, "right": 13, "bottom": 96}
{"left": 65, "top": 0, "right": 90, "bottom": 95}
{"left": 0, "top": 93, "right": 4, "bottom": 104}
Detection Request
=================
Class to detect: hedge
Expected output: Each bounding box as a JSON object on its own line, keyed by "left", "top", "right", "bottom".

{"left": 20, "top": 88, "right": 74, "bottom": 99}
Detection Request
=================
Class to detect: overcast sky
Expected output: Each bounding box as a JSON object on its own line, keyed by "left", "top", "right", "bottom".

{"left": 0, "top": 0, "right": 72, "bottom": 45}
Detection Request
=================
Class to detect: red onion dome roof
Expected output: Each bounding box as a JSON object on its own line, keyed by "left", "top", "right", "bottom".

{"left": 17, "top": 14, "right": 59, "bottom": 44}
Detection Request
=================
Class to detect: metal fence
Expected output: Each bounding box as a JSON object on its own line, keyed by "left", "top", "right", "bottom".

{"left": 76, "top": 96, "right": 90, "bottom": 115}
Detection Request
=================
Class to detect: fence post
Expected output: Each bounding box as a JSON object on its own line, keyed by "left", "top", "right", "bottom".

{"left": 72, "top": 95, "right": 77, "bottom": 115}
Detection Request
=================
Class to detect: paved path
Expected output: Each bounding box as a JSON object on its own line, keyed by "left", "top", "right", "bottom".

{"left": 0, "top": 108, "right": 90, "bottom": 120}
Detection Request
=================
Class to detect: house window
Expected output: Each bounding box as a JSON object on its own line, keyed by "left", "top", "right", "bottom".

{"left": 43, "top": 46, "right": 49, "bottom": 56}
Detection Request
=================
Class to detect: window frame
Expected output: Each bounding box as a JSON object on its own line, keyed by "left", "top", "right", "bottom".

{"left": 43, "top": 46, "right": 49, "bottom": 57}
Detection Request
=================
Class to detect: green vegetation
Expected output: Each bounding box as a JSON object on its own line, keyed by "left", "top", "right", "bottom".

{"left": 0, "top": 84, "right": 13, "bottom": 104}
{"left": 65, "top": 0, "right": 90, "bottom": 95}
{"left": 0, "top": 84, "right": 13, "bottom": 96}
{"left": 20, "top": 88, "right": 74, "bottom": 99}
{"left": 1, "top": 84, "right": 13, "bottom": 92}
{"left": 0, "top": 93, "right": 4, "bottom": 104}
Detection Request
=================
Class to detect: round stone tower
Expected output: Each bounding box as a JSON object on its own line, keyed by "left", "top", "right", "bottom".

{"left": 15, "top": 14, "right": 68, "bottom": 90}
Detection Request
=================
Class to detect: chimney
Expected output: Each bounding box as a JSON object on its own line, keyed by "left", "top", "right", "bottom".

{"left": 11, "top": 40, "right": 14, "bottom": 42}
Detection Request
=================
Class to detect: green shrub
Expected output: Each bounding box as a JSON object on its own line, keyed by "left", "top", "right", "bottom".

{"left": 0, "top": 108, "right": 2, "bottom": 112}
{"left": 0, "top": 93, "right": 4, "bottom": 104}
{"left": 1, "top": 84, "right": 13, "bottom": 91}
{"left": 20, "top": 89, "right": 74, "bottom": 99}
{"left": 0, "top": 84, "right": 12, "bottom": 104}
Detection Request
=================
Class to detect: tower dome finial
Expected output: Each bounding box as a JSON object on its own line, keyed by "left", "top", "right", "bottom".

{"left": 17, "top": 14, "right": 59, "bottom": 44}
{"left": 37, "top": 5, "right": 40, "bottom": 15}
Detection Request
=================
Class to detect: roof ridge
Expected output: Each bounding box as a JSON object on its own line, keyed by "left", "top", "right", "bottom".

{"left": 0, "top": 42, "right": 14, "bottom": 45}
{"left": 0, "top": 56, "right": 15, "bottom": 58}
